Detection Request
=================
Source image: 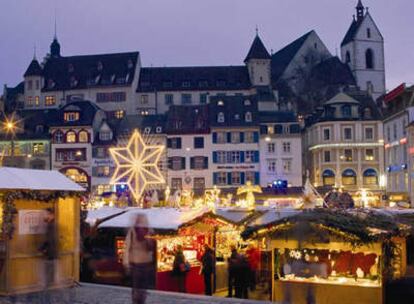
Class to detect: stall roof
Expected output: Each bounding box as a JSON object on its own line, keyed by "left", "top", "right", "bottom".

{"left": 98, "top": 207, "right": 209, "bottom": 230}
{"left": 86, "top": 207, "right": 127, "bottom": 226}
{"left": 215, "top": 208, "right": 258, "bottom": 225}
{"left": 247, "top": 209, "right": 300, "bottom": 227}
{"left": 0, "top": 167, "right": 85, "bottom": 191}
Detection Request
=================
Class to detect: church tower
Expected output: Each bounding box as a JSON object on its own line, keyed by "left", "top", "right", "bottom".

{"left": 340, "top": 0, "right": 385, "bottom": 100}
{"left": 244, "top": 32, "right": 271, "bottom": 87}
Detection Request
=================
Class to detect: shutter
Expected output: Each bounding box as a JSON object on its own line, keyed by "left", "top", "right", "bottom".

{"left": 227, "top": 172, "right": 232, "bottom": 185}
{"left": 254, "top": 151, "right": 260, "bottom": 163}
{"left": 212, "top": 152, "right": 218, "bottom": 164}
{"left": 167, "top": 158, "right": 172, "bottom": 169}
{"left": 181, "top": 157, "right": 186, "bottom": 169}
{"left": 241, "top": 172, "right": 245, "bottom": 185}
{"left": 190, "top": 157, "right": 195, "bottom": 169}
{"left": 227, "top": 132, "right": 231, "bottom": 143}
{"left": 213, "top": 173, "right": 218, "bottom": 185}
{"left": 240, "top": 132, "right": 244, "bottom": 143}
{"left": 212, "top": 132, "right": 217, "bottom": 144}
{"left": 204, "top": 157, "right": 208, "bottom": 169}
{"left": 240, "top": 151, "right": 245, "bottom": 163}
{"left": 177, "top": 138, "right": 182, "bottom": 149}
{"left": 167, "top": 138, "right": 172, "bottom": 148}
{"left": 260, "top": 125, "right": 268, "bottom": 134}
{"left": 253, "top": 132, "right": 259, "bottom": 143}
{"left": 255, "top": 172, "right": 260, "bottom": 185}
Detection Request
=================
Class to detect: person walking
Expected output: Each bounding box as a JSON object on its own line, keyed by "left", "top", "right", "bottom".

{"left": 201, "top": 244, "right": 215, "bottom": 296}
{"left": 234, "top": 253, "right": 250, "bottom": 299}
{"left": 123, "top": 214, "right": 156, "bottom": 304}
{"left": 246, "top": 244, "right": 260, "bottom": 291}
{"left": 227, "top": 245, "right": 238, "bottom": 297}
{"left": 172, "top": 245, "right": 187, "bottom": 293}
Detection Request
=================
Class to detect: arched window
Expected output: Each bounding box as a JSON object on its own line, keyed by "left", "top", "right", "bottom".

{"left": 217, "top": 112, "right": 225, "bottom": 123}
{"left": 322, "top": 169, "right": 335, "bottom": 186}
{"left": 345, "top": 51, "right": 351, "bottom": 64}
{"left": 342, "top": 169, "right": 357, "bottom": 186}
{"left": 54, "top": 130, "right": 64, "bottom": 144}
{"left": 78, "top": 130, "right": 89, "bottom": 143}
{"left": 66, "top": 131, "right": 77, "bottom": 143}
{"left": 245, "top": 111, "right": 252, "bottom": 122}
{"left": 365, "top": 49, "right": 374, "bottom": 69}
{"left": 363, "top": 169, "right": 378, "bottom": 185}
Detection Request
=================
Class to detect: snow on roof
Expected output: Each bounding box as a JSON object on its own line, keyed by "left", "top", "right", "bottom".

{"left": 216, "top": 208, "right": 253, "bottom": 224}
{"left": 86, "top": 207, "right": 126, "bottom": 226}
{"left": 248, "top": 209, "right": 300, "bottom": 227}
{"left": 0, "top": 167, "right": 85, "bottom": 191}
{"left": 98, "top": 207, "right": 209, "bottom": 230}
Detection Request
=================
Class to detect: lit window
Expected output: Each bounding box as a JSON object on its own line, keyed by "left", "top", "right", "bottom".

{"left": 217, "top": 112, "right": 225, "bottom": 123}
{"left": 365, "top": 149, "right": 375, "bottom": 161}
{"left": 322, "top": 170, "right": 335, "bottom": 186}
{"left": 363, "top": 168, "right": 378, "bottom": 185}
{"left": 115, "top": 110, "right": 124, "bottom": 119}
{"left": 342, "top": 169, "right": 356, "bottom": 186}
{"left": 45, "top": 96, "right": 56, "bottom": 106}
{"left": 66, "top": 131, "right": 76, "bottom": 143}
{"left": 27, "top": 96, "right": 33, "bottom": 106}
{"left": 33, "top": 143, "right": 45, "bottom": 155}
{"left": 343, "top": 149, "right": 353, "bottom": 161}
{"left": 79, "top": 131, "right": 88, "bottom": 143}
{"left": 245, "top": 111, "right": 252, "bottom": 122}
{"left": 35, "top": 96, "right": 40, "bottom": 106}
{"left": 64, "top": 112, "right": 80, "bottom": 122}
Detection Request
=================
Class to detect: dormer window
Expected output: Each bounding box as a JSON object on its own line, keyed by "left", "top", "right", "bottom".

{"left": 99, "top": 130, "right": 112, "bottom": 141}
{"left": 162, "top": 81, "right": 172, "bottom": 88}
{"left": 79, "top": 131, "right": 88, "bottom": 143}
{"left": 217, "top": 112, "right": 225, "bottom": 123}
{"left": 244, "top": 99, "right": 251, "bottom": 106}
{"left": 341, "top": 105, "right": 352, "bottom": 118}
{"left": 182, "top": 81, "right": 191, "bottom": 88}
{"left": 47, "top": 79, "right": 55, "bottom": 89}
{"left": 97, "top": 61, "right": 103, "bottom": 71}
{"left": 367, "top": 28, "right": 371, "bottom": 38}
{"left": 127, "top": 59, "right": 134, "bottom": 69}
{"left": 70, "top": 77, "right": 78, "bottom": 88}
{"left": 218, "top": 100, "right": 224, "bottom": 106}
{"left": 35, "top": 125, "right": 44, "bottom": 134}
{"left": 198, "top": 80, "right": 208, "bottom": 88}
{"left": 234, "top": 114, "right": 240, "bottom": 120}
{"left": 66, "top": 131, "right": 76, "bottom": 143}
{"left": 245, "top": 111, "right": 252, "bottom": 122}
{"left": 64, "top": 112, "right": 80, "bottom": 122}
{"left": 156, "top": 126, "right": 162, "bottom": 133}
{"left": 363, "top": 107, "right": 372, "bottom": 119}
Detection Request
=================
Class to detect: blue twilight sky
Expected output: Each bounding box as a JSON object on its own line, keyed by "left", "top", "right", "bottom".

{"left": 0, "top": 0, "right": 412, "bottom": 91}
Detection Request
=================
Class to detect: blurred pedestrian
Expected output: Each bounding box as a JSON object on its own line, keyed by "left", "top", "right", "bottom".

{"left": 201, "top": 244, "right": 215, "bottom": 295}
{"left": 38, "top": 208, "right": 57, "bottom": 304}
{"left": 246, "top": 244, "right": 260, "bottom": 291}
{"left": 227, "top": 245, "right": 238, "bottom": 297}
{"left": 123, "top": 214, "right": 156, "bottom": 304}
{"left": 234, "top": 253, "right": 249, "bottom": 299}
{"left": 172, "top": 245, "right": 188, "bottom": 293}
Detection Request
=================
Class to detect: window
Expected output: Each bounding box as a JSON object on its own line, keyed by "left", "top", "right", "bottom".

{"left": 27, "top": 96, "right": 33, "bottom": 106}
{"left": 181, "top": 94, "right": 192, "bottom": 105}
{"left": 282, "top": 142, "right": 291, "bottom": 153}
{"left": 342, "top": 169, "right": 357, "bottom": 186}
{"left": 217, "top": 112, "right": 225, "bottom": 123}
{"left": 231, "top": 172, "right": 241, "bottom": 185}
{"left": 45, "top": 96, "right": 56, "bottom": 106}
{"left": 96, "top": 92, "right": 126, "bottom": 102}
{"left": 363, "top": 108, "right": 372, "bottom": 119}
{"left": 245, "top": 171, "right": 255, "bottom": 183}
{"left": 198, "top": 80, "right": 208, "bottom": 88}
{"left": 170, "top": 157, "right": 185, "bottom": 170}
{"left": 267, "top": 126, "right": 274, "bottom": 134}
{"left": 141, "top": 95, "right": 149, "bottom": 105}
{"left": 35, "top": 80, "right": 40, "bottom": 90}
{"left": 217, "top": 151, "right": 227, "bottom": 164}
{"left": 35, "top": 96, "right": 40, "bottom": 106}
{"left": 283, "top": 159, "right": 292, "bottom": 173}
{"left": 182, "top": 81, "right": 191, "bottom": 88}
{"left": 55, "top": 148, "right": 87, "bottom": 162}
{"left": 165, "top": 94, "right": 174, "bottom": 105}
{"left": 244, "top": 131, "right": 254, "bottom": 143}
{"left": 66, "top": 131, "right": 76, "bottom": 143}
{"left": 162, "top": 81, "right": 172, "bottom": 88}
{"left": 345, "top": 51, "right": 351, "bottom": 64}
{"left": 54, "top": 130, "right": 63, "bottom": 143}
{"left": 363, "top": 169, "right": 378, "bottom": 185}
{"left": 114, "top": 110, "right": 124, "bottom": 119}
{"left": 245, "top": 151, "right": 255, "bottom": 163}
{"left": 193, "top": 178, "right": 205, "bottom": 190}
{"left": 367, "top": 28, "right": 371, "bottom": 38}
{"left": 200, "top": 93, "right": 208, "bottom": 104}
{"left": 171, "top": 178, "right": 182, "bottom": 190}
{"left": 231, "top": 132, "right": 240, "bottom": 144}
{"left": 267, "top": 159, "right": 276, "bottom": 172}
{"left": 64, "top": 112, "right": 80, "bottom": 122}
{"left": 216, "top": 132, "right": 226, "bottom": 144}
{"left": 323, "top": 128, "right": 330, "bottom": 141}
{"left": 191, "top": 156, "right": 207, "bottom": 170}
{"left": 27, "top": 80, "right": 32, "bottom": 90}
{"left": 342, "top": 105, "right": 352, "bottom": 118}
{"left": 194, "top": 137, "right": 204, "bottom": 149}
{"left": 230, "top": 151, "right": 241, "bottom": 163}
{"left": 343, "top": 149, "right": 353, "bottom": 162}
{"left": 216, "top": 172, "right": 227, "bottom": 185}
{"left": 365, "top": 149, "right": 375, "bottom": 161}
{"left": 79, "top": 131, "right": 89, "bottom": 143}
{"left": 344, "top": 127, "right": 352, "bottom": 140}
{"left": 96, "top": 166, "right": 111, "bottom": 177}
{"left": 365, "top": 49, "right": 374, "bottom": 69}
{"left": 268, "top": 143, "right": 275, "bottom": 153}
{"left": 99, "top": 131, "right": 112, "bottom": 141}
{"left": 32, "top": 143, "right": 45, "bottom": 155}
{"left": 245, "top": 112, "right": 252, "bottom": 122}
{"left": 324, "top": 151, "right": 331, "bottom": 162}
{"left": 365, "top": 127, "right": 374, "bottom": 140}
{"left": 322, "top": 170, "right": 335, "bottom": 186}
{"left": 167, "top": 137, "right": 182, "bottom": 149}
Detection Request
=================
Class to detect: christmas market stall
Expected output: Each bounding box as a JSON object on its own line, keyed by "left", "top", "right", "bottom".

{"left": 0, "top": 167, "right": 84, "bottom": 296}
{"left": 89, "top": 207, "right": 237, "bottom": 294}
{"left": 242, "top": 208, "right": 411, "bottom": 304}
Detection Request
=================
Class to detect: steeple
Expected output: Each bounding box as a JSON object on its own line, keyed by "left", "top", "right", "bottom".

{"left": 356, "top": 0, "right": 365, "bottom": 21}
{"left": 244, "top": 34, "right": 271, "bottom": 63}
{"left": 50, "top": 13, "right": 61, "bottom": 58}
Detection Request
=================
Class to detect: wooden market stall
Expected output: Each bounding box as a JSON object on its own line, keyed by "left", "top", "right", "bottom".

{"left": 0, "top": 167, "right": 84, "bottom": 295}
{"left": 88, "top": 207, "right": 238, "bottom": 294}
{"left": 242, "top": 208, "right": 410, "bottom": 304}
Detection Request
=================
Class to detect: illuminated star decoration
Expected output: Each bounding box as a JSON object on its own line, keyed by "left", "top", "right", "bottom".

{"left": 110, "top": 130, "right": 165, "bottom": 204}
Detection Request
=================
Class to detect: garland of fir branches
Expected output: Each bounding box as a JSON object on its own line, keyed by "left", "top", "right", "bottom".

{"left": 1, "top": 190, "right": 81, "bottom": 239}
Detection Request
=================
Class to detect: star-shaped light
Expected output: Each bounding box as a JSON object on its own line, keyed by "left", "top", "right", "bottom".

{"left": 110, "top": 130, "right": 165, "bottom": 203}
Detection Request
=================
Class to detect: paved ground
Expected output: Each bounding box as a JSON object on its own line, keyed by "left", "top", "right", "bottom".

{"left": 0, "top": 283, "right": 273, "bottom": 304}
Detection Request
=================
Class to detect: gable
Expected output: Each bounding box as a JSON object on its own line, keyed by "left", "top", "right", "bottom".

{"left": 354, "top": 13, "right": 383, "bottom": 42}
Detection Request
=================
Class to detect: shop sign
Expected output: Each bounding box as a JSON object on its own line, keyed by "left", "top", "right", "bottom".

{"left": 18, "top": 210, "right": 48, "bottom": 235}
{"left": 93, "top": 159, "right": 114, "bottom": 166}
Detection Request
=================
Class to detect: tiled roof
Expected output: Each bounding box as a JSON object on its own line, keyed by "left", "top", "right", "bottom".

{"left": 24, "top": 59, "right": 42, "bottom": 77}
{"left": 259, "top": 111, "right": 298, "bottom": 123}
{"left": 341, "top": 19, "right": 363, "bottom": 47}
{"left": 41, "top": 52, "right": 139, "bottom": 92}
{"left": 244, "top": 35, "right": 271, "bottom": 62}
{"left": 271, "top": 31, "right": 313, "bottom": 81}
{"left": 209, "top": 95, "right": 259, "bottom": 128}
{"left": 310, "top": 57, "right": 356, "bottom": 86}
{"left": 136, "top": 66, "right": 251, "bottom": 92}
{"left": 49, "top": 100, "right": 102, "bottom": 127}
{"left": 166, "top": 105, "right": 209, "bottom": 134}
{"left": 116, "top": 114, "right": 166, "bottom": 136}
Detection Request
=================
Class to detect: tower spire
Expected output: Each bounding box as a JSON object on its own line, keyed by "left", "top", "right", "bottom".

{"left": 33, "top": 44, "right": 37, "bottom": 60}
{"left": 255, "top": 25, "right": 259, "bottom": 36}
{"left": 356, "top": 0, "right": 365, "bottom": 21}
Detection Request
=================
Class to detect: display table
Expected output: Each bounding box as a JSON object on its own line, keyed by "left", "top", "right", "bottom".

{"left": 157, "top": 266, "right": 204, "bottom": 294}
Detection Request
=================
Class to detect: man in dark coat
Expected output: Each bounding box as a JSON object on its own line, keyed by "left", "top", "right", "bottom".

{"left": 227, "top": 246, "right": 238, "bottom": 297}
{"left": 201, "top": 244, "right": 215, "bottom": 296}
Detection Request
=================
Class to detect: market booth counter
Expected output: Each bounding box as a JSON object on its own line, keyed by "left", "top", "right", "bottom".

{"left": 94, "top": 207, "right": 237, "bottom": 294}
{"left": 0, "top": 168, "right": 84, "bottom": 296}
{"left": 242, "top": 208, "right": 410, "bottom": 304}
